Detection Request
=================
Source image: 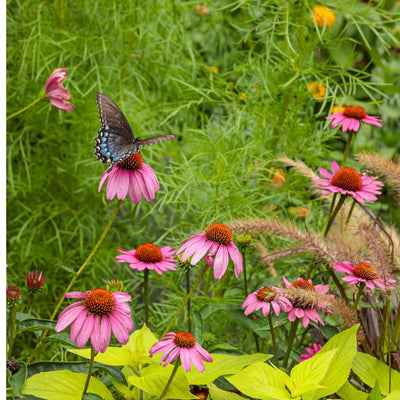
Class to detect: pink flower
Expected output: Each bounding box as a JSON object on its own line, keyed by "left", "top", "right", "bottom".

{"left": 282, "top": 277, "right": 332, "bottom": 328}
{"left": 6, "top": 285, "right": 21, "bottom": 302}
{"left": 176, "top": 223, "right": 243, "bottom": 279}
{"left": 332, "top": 260, "right": 396, "bottom": 290}
{"left": 116, "top": 243, "right": 177, "bottom": 275}
{"left": 44, "top": 68, "right": 74, "bottom": 112}
{"left": 299, "top": 343, "right": 322, "bottom": 362}
{"left": 149, "top": 331, "right": 213, "bottom": 372}
{"left": 55, "top": 289, "right": 134, "bottom": 353}
{"left": 312, "top": 161, "right": 383, "bottom": 203}
{"left": 98, "top": 153, "right": 159, "bottom": 204}
{"left": 242, "top": 286, "right": 292, "bottom": 317}
{"left": 326, "top": 105, "right": 382, "bottom": 132}
{"left": 26, "top": 270, "right": 46, "bottom": 293}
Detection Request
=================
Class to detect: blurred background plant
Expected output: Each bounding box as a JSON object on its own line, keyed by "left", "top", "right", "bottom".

{"left": 7, "top": 0, "right": 400, "bottom": 366}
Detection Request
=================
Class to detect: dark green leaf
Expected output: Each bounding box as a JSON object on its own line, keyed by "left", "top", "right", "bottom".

{"left": 16, "top": 318, "right": 56, "bottom": 333}
{"left": 61, "top": 264, "right": 77, "bottom": 274}
{"left": 9, "top": 361, "right": 27, "bottom": 398}
{"left": 192, "top": 309, "right": 204, "bottom": 345}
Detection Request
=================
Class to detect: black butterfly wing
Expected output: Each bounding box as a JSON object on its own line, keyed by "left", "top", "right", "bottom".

{"left": 94, "top": 93, "right": 176, "bottom": 172}
{"left": 94, "top": 93, "right": 137, "bottom": 166}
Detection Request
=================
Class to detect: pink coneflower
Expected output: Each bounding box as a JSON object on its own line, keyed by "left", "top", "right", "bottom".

{"left": 98, "top": 153, "right": 159, "bottom": 204}
{"left": 6, "top": 285, "right": 21, "bottom": 302}
{"left": 176, "top": 223, "right": 243, "bottom": 279}
{"left": 44, "top": 68, "right": 74, "bottom": 112}
{"left": 116, "top": 243, "right": 177, "bottom": 275}
{"left": 299, "top": 343, "right": 322, "bottom": 362}
{"left": 26, "top": 270, "right": 46, "bottom": 293}
{"left": 282, "top": 277, "right": 332, "bottom": 328}
{"left": 242, "top": 287, "right": 292, "bottom": 317}
{"left": 55, "top": 289, "right": 133, "bottom": 353}
{"left": 326, "top": 105, "right": 382, "bottom": 132}
{"left": 312, "top": 161, "right": 383, "bottom": 203}
{"left": 149, "top": 331, "right": 212, "bottom": 372}
{"left": 332, "top": 260, "right": 396, "bottom": 290}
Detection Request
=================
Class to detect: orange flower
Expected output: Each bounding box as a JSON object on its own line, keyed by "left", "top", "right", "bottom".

{"left": 332, "top": 105, "right": 346, "bottom": 114}
{"left": 307, "top": 82, "right": 326, "bottom": 100}
{"left": 208, "top": 65, "right": 219, "bottom": 74}
{"left": 269, "top": 167, "right": 285, "bottom": 187}
{"left": 311, "top": 6, "right": 335, "bottom": 28}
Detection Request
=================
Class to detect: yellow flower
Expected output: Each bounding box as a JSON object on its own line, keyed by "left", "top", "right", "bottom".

{"left": 268, "top": 167, "right": 285, "bottom": 187}
{"left": 208, "top": 65, "right": 219, "bottom": 74}
{"left": 332, "top": 105, "right": 346, "bottom": 114}
{"left": 238, "top": 92, "right": 247, "bottom": 101}
{"left": 311, "top": 6, "right": 336, "bottom": 28}
{"left": 307, "top": 82, "right": 326, "bottom": 100}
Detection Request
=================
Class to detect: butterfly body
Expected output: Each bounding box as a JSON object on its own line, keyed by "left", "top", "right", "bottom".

{"left": 94, "top": 93, "right": 176, "bottom": 172}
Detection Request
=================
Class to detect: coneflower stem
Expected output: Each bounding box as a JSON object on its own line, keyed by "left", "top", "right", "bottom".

{"left": 7, "top": 305, "right": 17, "bottom": 359}
{"left": 345, "top": 200, "right": 356, "bottom": 225}
{"left": 7, "top": 92, "right": 46, "bottom": 120}
{"left": 341, "top": 131, "right": 354, "bottom": 168}
{"left": 242, "top": 250, "right": 248, "bottom": 296}
{"left": 156, "top": 359, "right": 181, "bottom": 400}
{"left": 268, "top": 313, "right": 279, "bottom": 368}
{"left": 352, "top": 282, "right": 365, "bottom": 312}
{"left": 283, "top": 319, "right": 299, "bottom": 369}
{"left": 26, "top": 200, "right": 122, "bottom": 364}
{"left": 81, "top": 345, "right": 96, "bottom": 400}
{"left": 144, "top": 269, "right": 149, "bottom": 326}
{"left": 186, "top": 270, "right": 191, "bottom": 332}
{"left": 162, "top": 264, "right": 209, "bottom": 337}
{"left": 323, "top": 195, "right": 346, "bottom": 237}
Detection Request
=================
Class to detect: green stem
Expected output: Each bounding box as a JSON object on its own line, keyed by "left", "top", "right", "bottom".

{"left": 268, "top": 313, "right": 279, "bottom": 368}
{"left": 283, "top": 319, "right": 299, "bottom": 369}
{"left": 352, "top": 282, "right": 365, "bottom": 312}
{"left": 161, "top": 264, "right": 209, "bottom": 337}
{"left": 26, "top": 200, "right": 122, "bottom": 364}
{"left": 272, "top": 87, "right": 293, "bottom": 153}
{"left": 242, "top": 250, "right": 248, "bottom": 297}
{"left": 144, "top": 269, "right": 149, "bottom": 326}
{"left": 345, "top": 200, "right": 356, "bottom": 225}
{"left": 27, "top": 295, "right": 34, "bottom": 314}
{"left": 7, "top": 92, "right": 46, "bottom": 120}
{"left": 186, "top": 270, "right": 191, "bottom": 332}
{"left": 156, "top": 359, "right": 180, "bottom": 400}
{"left": 7, "top": 305, "right": 17, "bottom": 358}
{"left": 341, "top": 131, "right": 354, "bottom": 168}
{"left": 323, "top": 194, "right": 346, "bottom": 237}
{"left": 81, "top": 345, "right": 96, "bottom": 400}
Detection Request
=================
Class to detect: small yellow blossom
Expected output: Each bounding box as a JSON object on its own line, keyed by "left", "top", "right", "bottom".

{"left": 196, "top": 5, "right": 210, "bottom": 15}
{"left": 239, "top": 92, "right": 247, "bottom": 101}
{"left": 332, "top": 105, "right": 346, "bottom": 114}
{"left": 307, "top": 82, "right": 326, "bottom": 100}
{"left": 252, "top": 86, "right": 259, "bottom": 93}
{"left": 268, "top": 167, "right": 285, "bottom": 187}
{"left": 311, "top": 6, "right": 336, "bottom": 28}
{"left": 208, "top": 65, "right": 219, "bottom": 74}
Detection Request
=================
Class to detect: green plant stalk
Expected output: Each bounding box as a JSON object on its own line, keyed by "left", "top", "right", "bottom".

{"left": 283, "top": 319, "right": 299, "bottom": 369}
{"left": 341, "top": 131, "right": 354, "bottom": 168}
{"left": 26, "top": 200, "right": 122, "bottom": 364}
{"left": 242, "top": 250, "right": 248, "bottom": 296}
{"left": 144, "top": 269, "right": 149, "bottom": 326}
{"left": 345, "top": 200, "right": 356, "bottom": 225}
{"left": 352, "top": 282, "right": 365, "bottom": 312}
{"left": 378, "top": 300, "right": 391, "bottom": 360}
{"left": 272, "top": 87, "right": 293, "bottom": 153}
{"left": 7, "top": 305, "right": 17, "bottom": 359}
{"left": 7, "top": 92, "right": 46, "bottom": 120}
{"left": 186, "top": 270, "right": 191, "bottom": 332}
{"left": 156, "top": 359, "right": 181, "bottom": 400}
{"left": 161, "top": 264, "right": 209, "bottom": 337}
{"left": 268, "top": 313, "right": 279, "bottom": 368}
{"left": 323, "top": 194, "right": 346, "bottom": 237}
{"left": 81, "top": 345, "right": 96, "bottom": 400}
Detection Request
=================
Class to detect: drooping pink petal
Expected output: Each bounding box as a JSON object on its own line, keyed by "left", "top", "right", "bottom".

{"left": 76, "top": 313, "right": 95, "bottom": 348}
{"left": 213, "top": 245, "right": 229, "bottom": 279}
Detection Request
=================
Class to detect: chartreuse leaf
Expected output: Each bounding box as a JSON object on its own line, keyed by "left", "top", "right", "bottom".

{"left": 128, "top": 363, "right": 197, "bottom": 399}
{"left": 367, "top": 381, "right": 382, "bottom": 400}
{"left": 305, "top": 324, "right": 359, "bottom": 400}
{"left": 336, "top": 381, "right": 368, "bottom": 400}
{"left": 69, "top": 323, "right": 158, "bottom": 369}
{"left": 22, "top": 370, "right": 113, "bottom": 400}
{"left": 290, "top": 350, "right": 336, "bottom": 397}
{"left": 111, "top": 378, "right": 134, "bottom": 400}
{"left": 187, "top": 353, "right": 270, "bottom": 385}
{"left": 208, "top": 383, "right": 244, "bottom": 399}
{"left": 226, "top": 362, "right": 292, "bottom": 400}
{"left": 352, "top": 352, "right": 400, "bottom": 395}
{"left": 384, "top": 391, "right": 400, "bottom": 399}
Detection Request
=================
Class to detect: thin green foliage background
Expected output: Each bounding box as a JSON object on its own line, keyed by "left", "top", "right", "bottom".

{"left": 7, "top": 0, "right": 400, "bottom": 358}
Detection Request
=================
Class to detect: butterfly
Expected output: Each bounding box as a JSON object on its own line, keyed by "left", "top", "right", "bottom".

{"left": 94, "top": 93, "right": 176, "bottom": 172}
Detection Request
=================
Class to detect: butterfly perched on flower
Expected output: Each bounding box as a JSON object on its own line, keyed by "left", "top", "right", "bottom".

{"left": 94, "top": 93, "right": 176, "bottom": 171}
